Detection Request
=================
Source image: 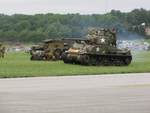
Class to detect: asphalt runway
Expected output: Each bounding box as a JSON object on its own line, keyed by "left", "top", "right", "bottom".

{"left": 0, "top": 73, "right": 150, "bottom": 113}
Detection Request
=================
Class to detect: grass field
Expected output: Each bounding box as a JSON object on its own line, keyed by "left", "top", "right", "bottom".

{"left": 0, "top": 51, "right": 150, "bottom": 78}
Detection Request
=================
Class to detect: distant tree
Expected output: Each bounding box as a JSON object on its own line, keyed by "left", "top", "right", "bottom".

{"left": 0, "top": 8, "right": 150, "bottom": 42}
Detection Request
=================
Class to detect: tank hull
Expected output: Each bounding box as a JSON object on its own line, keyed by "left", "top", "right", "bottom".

{"left": 62, "top": 53, "right": 132, "bottom": 66}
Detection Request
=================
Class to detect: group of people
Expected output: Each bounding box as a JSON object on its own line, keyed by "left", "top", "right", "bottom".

{"left": 117, "top": 40, "right": 150, "bottom": 51}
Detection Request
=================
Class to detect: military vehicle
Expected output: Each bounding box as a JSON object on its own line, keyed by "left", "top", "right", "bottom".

{"left": 30, "top": 39, "right": 66, "bottom": 61}
{"left": 0, "top": 43, "right": 5, "bottom": 58}
{"left": 30, "top": 38, "right": 86, "bottom": 61}
{"left": 62, "top": 28, "right": 132, "bottom": 66}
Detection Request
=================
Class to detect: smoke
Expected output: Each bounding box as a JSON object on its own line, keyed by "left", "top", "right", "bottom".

{"left": 116, "top": 26, "right": 144, "bottom": 40}
{"left": 117, "top": 40, "right": 150, "bottom": 51}
{"left": 131, "top": 50, "right": 150, "bottom": 63}
{"left": 117, "top": 32, "right": 144, "bottom": 40}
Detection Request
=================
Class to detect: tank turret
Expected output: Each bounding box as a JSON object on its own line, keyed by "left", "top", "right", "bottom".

{"left": 86, "top": 28, "right": 116, "bottom": 46}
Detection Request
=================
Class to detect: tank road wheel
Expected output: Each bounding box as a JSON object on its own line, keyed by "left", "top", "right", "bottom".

{"left": 111, "top": 56, "right": 123, "bottom": 66}
{"left": 62, "top": 53, "right": 70, "bottom": 64}
{"left": 31, "top": 55, "right": 43, "bottom": 60}
{"left": 30, "top": 55, "right": 39, "bottom": 60}
{"left": 99, "top": 57, "right": 109, "bottom": 66}
{"left": 124, "top": 57, "right": 132, "bottom": 65}
{"left": 45, "top": 55, "right": 53, "bottom": 61}
{"left": 81, "top": 55, "right": 92, "bottom": 65}
{"left": 62, "top": 52, "right": 67, "bottom": 63}
{"left": 90, "top": 56, "right": 99, "bottom": 66}
{"left": 30, "top": 56, "right": 34, "bottom": 60}
{"left": 53, "top": 49, "right": 62, "bottom": 60}
{"left": 114, "top": 60, "right": 124, "bottom": 66}
{"left": 37, "top": 55, "right": 44, "bottom": 60}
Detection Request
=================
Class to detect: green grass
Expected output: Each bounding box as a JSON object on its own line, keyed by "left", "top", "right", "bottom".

{"left": 0, "top": 51, "right": 150, "bottom": 78}
{"left": 147, "top": 39, "right": 150, "bottom": 44}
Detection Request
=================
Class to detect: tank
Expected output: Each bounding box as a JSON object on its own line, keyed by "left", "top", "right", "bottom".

{"left": 62, "top": 28, "right": 132, "bottom": 66}
{"left": 0, "top": 43, "right": 5, "bottom": 58}
{"left": 30, "top": 39, "right": 65, "bottom": 61}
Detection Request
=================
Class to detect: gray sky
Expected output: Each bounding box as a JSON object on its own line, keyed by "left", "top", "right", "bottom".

{"left": 0, "top": 0, "right": 149, "bottom": 15}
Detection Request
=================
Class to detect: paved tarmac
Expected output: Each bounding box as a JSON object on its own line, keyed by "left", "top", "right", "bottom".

{"left": 0, "top": 73, "right": 150, "bottom": 113}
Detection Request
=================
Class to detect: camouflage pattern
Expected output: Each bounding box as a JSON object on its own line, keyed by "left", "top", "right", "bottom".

{"left": 62, "top": 28, "right": 132, "bottom": 66}
{"left": 86, "top": 28, "right": 116, "bottom": 46}
{"left": 0, "top": 43, "right": 5, "bottom": 58}
{"left": 30, "top": 39, "right": 65, "bottom": 61}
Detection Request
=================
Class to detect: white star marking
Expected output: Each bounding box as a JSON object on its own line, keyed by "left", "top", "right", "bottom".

{"left": 101, "top": 38, "right": 105, "bottom": 43}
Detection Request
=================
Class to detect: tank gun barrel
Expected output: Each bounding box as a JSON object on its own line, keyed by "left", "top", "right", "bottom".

{"left": 62, "top": 38, "right": 88, "bottom": 41}
{"left": 62, "top": 38, "right": 89, "bottom": 43}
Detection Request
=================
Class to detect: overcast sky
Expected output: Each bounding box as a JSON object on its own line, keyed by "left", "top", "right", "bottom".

{"left": 0, "top": 0, "right": 149, "bottom": 15}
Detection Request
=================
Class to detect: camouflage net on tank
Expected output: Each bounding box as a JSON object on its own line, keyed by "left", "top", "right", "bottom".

{"left": 86, "top": 28, "right": 116, "bottom": 46}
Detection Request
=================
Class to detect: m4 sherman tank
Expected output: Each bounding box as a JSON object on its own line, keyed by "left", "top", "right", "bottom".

{"left": 62, "top": 28, "right": 132, "bottom": 66}
{"left": 30, "top": 39, "right": 66, "bottom": 61}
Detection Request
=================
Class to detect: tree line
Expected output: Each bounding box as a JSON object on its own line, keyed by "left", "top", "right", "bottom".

{"left": 0, "top": 8, "right": 150, "bottom": 42}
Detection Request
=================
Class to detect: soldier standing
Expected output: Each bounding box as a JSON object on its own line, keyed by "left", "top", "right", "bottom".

{"left": 0, "top": 43, "right": 5, "bottom": 58}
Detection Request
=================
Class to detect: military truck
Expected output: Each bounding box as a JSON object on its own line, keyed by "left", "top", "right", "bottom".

{"left": 30, "top": 39, "right": 66, "bottom": 61}
{"left": 62, "top": 28, "right": 132, "bottom": 66}
{"left": 0, "top": 43, "right": 5, "bottom": 58}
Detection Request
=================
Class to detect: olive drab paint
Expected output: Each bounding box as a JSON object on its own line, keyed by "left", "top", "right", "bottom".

{"left": 62, "top": 28, "right": 132, "bottom": 66}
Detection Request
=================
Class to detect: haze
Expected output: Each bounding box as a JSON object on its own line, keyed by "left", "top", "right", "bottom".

{"left": 0, "top": 0, "right": 149, "bottom": 15}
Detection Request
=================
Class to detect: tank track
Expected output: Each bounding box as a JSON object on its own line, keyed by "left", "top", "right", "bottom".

{"left": 30, "top": 55, "right": 44, "bottom": 60}
{"left": 62, "top": 53, "right": 132, "bottom": 66}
